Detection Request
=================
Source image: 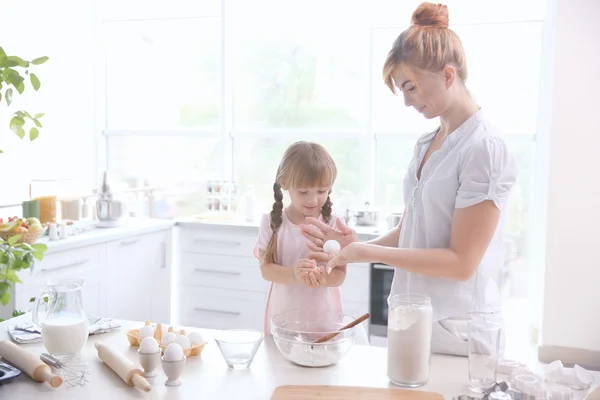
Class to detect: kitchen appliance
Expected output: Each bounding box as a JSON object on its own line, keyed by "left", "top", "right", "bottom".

{"left": 353, "top": 202, "right": 380, "bottom": 227}
{"left": 0, "top": 361, "right": 21, "bottom": 385}
{"left": 369, "top": 262, "right": 395, "bottom": 340}
{"left": 96, "top": 171, "right": 125, "bottom": 228}
{"left": 387, "top": 212, "right": 403, "bottom": 230}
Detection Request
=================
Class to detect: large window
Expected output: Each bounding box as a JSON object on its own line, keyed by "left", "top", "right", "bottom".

{"left": 100, "top": 0, "right": 547, "bottom": 298}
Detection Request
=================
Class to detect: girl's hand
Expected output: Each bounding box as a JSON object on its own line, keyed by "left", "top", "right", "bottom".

{"left": 308, "top": 242, "right": 364, "bottom": 274}
{"left": 306, "top": 266, "right": 327, "bottom": 288}
{"left": 300, "top": 216, "right": 358, "bottom": 250}
{"left": 293, "top": 258, "right": 317, "bottom": 283}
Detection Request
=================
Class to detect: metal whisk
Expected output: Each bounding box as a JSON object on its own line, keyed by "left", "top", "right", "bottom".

{"left": 40, "top": 353, "right": 90, "bottom": 387}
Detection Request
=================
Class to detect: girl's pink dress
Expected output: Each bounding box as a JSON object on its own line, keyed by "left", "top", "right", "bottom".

{"left": 253, "top": 211, "right": 343, "bottom": 335}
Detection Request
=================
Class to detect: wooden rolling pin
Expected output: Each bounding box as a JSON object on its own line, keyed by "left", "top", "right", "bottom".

{"left": 0, "top": 340, "right": 62, "bottom": 388}
{"left": 314, "top": 313, "right": 371, "bottom": 344}
{"left": 94, "top": 342, "right": 151, "bottom": 392}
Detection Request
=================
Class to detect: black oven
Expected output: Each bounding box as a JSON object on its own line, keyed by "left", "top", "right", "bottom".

{"left": 369, "top": 262, "right": 395, "bottom": 337}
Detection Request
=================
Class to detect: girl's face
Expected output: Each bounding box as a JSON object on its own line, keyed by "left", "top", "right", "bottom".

{"left": 286, "top": 186, "right": 330, "bottom": 218}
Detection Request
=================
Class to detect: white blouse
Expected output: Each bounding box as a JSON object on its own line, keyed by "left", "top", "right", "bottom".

{"left": 390, "top": 110, "right": 518, "bottom": 322}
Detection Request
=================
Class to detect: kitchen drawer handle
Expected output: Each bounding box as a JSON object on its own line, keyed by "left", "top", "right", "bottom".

{"left": 41, "top": 260, "right": 89, "bottom": 272}
{"left": 192, "top": 239, "right": 241, "bottom": 248}
{"left": 193, "top": 307, "right": 240, "bottom": 316}
{"left": 193, "top": 268, "right": 241, "bottom": 276}
{"left": 119, "top": 239, "right": 140, "bottom": 246}
{"left": 372, "top": 263, "right": 395, "bottom": 271}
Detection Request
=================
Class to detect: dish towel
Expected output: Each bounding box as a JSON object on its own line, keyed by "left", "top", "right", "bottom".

{"left": 7, "top": 316, "right": 121, "bottom": 344}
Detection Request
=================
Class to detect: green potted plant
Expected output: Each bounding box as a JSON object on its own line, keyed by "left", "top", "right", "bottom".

{"left": 0, "top": 46, "right": 48, "bottom": 154}
{"left": 0, "top": 232, "right": 47, "bottom": 322}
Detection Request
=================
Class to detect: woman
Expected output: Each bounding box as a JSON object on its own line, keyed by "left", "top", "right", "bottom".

{"left": 301, "top": 2, "right": 518, "bottom": 356}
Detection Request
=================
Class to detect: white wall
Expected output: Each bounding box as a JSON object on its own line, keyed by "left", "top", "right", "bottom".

{"left": 542, "top": 0, "right": 600, "bottom": 352}
{"left": 0, "top": 0, "right": 96, "bottom": 209}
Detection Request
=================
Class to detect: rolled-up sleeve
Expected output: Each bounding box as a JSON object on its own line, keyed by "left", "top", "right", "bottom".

{"left": 455, "top": 135, "right": 518, "bottom": 210}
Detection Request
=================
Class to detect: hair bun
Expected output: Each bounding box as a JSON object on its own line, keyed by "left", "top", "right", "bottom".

{"left": 411, "top": 2, "right": 449, "bottom": 29}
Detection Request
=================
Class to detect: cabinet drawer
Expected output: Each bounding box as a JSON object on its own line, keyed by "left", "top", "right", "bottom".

{"left": 178, "top": 286, "right": 265, "bottom": 331}
{"left": 179, "top": 253, "right": 267, "bottom": 293}
{"left": 340, "top": 263, "right": 369, "bottom": 303}
{"left": 178, "top": 226, "right": 256, "bottom": 257}
{"left": 21, "top": 244, "right": 104, "bottom": 285}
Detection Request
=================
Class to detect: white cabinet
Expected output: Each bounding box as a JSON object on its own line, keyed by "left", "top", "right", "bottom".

{"left": 175, "top": 225, "right": 267, "bottom": 331}
{"left": 0, "top": 224, "right": 174, "bottom": 323}
{"left": 341, "top": 262, "right": 370, "bottom": 335}
{"left": 174, "top": 224, "right": 373, "bottom": 336}
{"left": 12, "top": 244, "right": 106, "bottom": 318}
{"left": 105, "top": 230, "right": 172, "bottom": 323}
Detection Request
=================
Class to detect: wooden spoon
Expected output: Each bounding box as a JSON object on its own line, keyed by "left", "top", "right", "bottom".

{"left": 313, "top": 313, "right": 370, "bottom": 344}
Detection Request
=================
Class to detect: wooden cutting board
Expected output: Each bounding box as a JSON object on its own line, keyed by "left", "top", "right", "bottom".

{"left": 271, "top": 385, "right": 445, "bottom": 399}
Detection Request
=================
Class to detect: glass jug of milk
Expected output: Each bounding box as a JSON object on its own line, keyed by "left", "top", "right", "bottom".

{"left": 32, "top": 279, "right": 89, "bottom": 356}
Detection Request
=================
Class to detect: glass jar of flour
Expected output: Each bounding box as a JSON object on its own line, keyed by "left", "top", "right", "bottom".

{"left": 387, "top": 294, "right": 433, "bottom": 387}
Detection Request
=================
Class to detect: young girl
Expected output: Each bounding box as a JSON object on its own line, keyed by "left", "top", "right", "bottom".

{"left": 253, "top": 141, "right": 346, "bottom": 335}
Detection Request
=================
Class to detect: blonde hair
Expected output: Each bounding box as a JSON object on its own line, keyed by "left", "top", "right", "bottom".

{"left": 383, "top": 2, "right": 468, "bottom": 94}
{"left": 261, "top": 141, "right": 337, "bottom": 265}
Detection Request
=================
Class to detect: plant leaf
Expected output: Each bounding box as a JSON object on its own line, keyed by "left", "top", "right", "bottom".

{"left": 29, "top": 297, "right": 36, "bottom": 302}
{"left": 35, "top": 112, "right": 45, "bottom": 119}
{"left": 7, "top": 234, "right": 21, "bottom": 245}
{"left": 15, "top": 80, "right": 25, "bottom": 94}
{"left": 31, "top": 243, "right": 47, "bottom": 252}
{"left": 0, "top": 47, "right": 7, "bottom": 59}
{"left": 34, "top": 119, "right": 43, "bottom": 128}
{"left": 6, "top": 56, "right": 29, "bottom": 68}
{"left": 9, "top": 116, "right": 25, "bottom": 137}
{"left": 23, "top": 111, "right": 32, "bottom": 119}
{"left": 12, "top": 310, "right": 25, "bottom": 318}
{"left": 29, "top": 127, "right": 39, "bottom": 141}
{"left": 30, "top": 73, "right": 40, "bottom": 91}
{"left": 6, "top": 269, "right": 22, "bottom": 284}
{"left": 0, "top": 282, "right": 10, "bottom": 306}
{"left": 31, "top": 56, "right": 49, "bottom": 65}
{"left": 33, "top": 251, "right": 44, "bottom": 261}
{"left": 5, "top": 87, "right": 13, "bottom": 106}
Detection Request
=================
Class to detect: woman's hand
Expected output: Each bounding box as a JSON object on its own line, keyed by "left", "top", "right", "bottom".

{"left": 308, "top": 242, "right": 365, "bottom": 274}
{"left": 299, "top": 216, "right": 358, "bottom": 250}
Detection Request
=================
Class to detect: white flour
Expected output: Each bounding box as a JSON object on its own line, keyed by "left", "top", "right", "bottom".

{"left": 286, "top": 344, "right": 340, "bottom": 367}
{"left": 387, "top": 303, "right": 432, "bottom": 385}
{"left": 277, "top": 338, "right": 349, "bottom": 367}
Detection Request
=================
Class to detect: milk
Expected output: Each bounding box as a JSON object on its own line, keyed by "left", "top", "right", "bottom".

{"left": 387, "top": 302, "right": 433, "bottom": 387}
{"left": 42, "top": 317, "right": 89, "bottom": 356}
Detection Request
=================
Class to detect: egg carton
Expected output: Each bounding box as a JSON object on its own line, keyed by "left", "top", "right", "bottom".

{"left": 126, "top": 320, "right": 207, "bottom": 357}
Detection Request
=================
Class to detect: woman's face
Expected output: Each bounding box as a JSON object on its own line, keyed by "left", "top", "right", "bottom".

{"left": 392, "top": 65, "right": 455, "bottom": 119}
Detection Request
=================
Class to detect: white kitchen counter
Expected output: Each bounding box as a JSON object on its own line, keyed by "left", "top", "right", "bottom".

{"left": 38, "top": 218, "right": 175, "bottom": 254}
{"left": 176, "top": 216, "right": 387, "bottom": 238}
{"left": 0, "top": 314, "right": 470, "bottom": 400}
{"left": 29, "top": 216, "right": 383, "bottom": 256}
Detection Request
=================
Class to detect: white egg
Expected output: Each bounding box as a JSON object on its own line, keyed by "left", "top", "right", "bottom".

{"left": 138, "top": 325, "right": 155, "bottom": 340}
{"left": 163, "top": 343, "right": 184, "bottom": 361}
{"left": 139, "top": 337, "right": 160, "bottom": 353}
{"left": 187, "top": 332, "right": 205, "bottom": 346}
{"left": 161, "top": 332, "right": 176, "bottom": 345}
{"left": 174, "top": 334, "right": 191, "bottom": 349}
{"left": 323, "top": 240, "right": 341, "bottom": 255}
